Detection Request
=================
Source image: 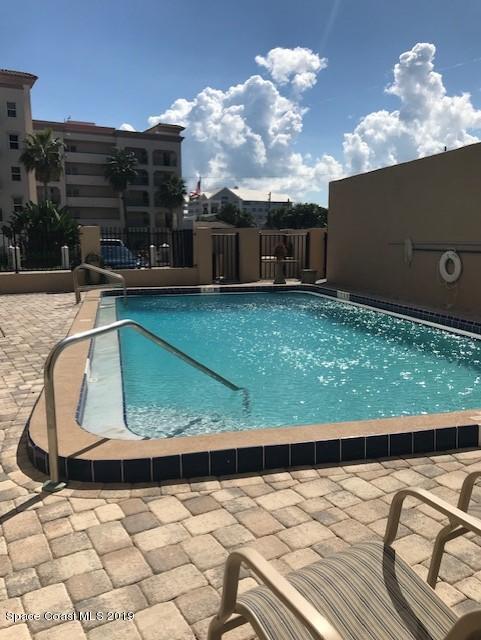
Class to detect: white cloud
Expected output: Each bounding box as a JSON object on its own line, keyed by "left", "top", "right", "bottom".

{"left": 146, "top": 42, "right": 481, "bottom": 202}
{"left": 343, "top": 42, "right": 481, "bottom": 174}
{"left": 119, "top": 122, "right": 136, "bottom": 131}
{"left": 148, "top": 48, "right": 339, "bottom": 199}
{"left": 151, "top": 98, "right": 193, "bottom": 128}
{"left": 255, "top": 47, "right": 327, "bottom": 91}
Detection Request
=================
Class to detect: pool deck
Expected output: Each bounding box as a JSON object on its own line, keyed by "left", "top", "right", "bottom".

{"left": 1, "top": 292, "right": 481, "bottom": 639}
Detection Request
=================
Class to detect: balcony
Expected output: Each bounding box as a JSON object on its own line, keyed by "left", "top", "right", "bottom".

{"left": 125, "top": 147, "right": 148, "bottom": 165}
{"left": 66, "top": 196, "right": 119, "bottom": 208}
{"left": 65, "top": 174, "right": 107, "bottom": 186}
{"left": 153, "top": 150, "right": 177, "bottom": 167}
{"left": 130, "top": 169, "right": 149, "bottom": 186}
{"left": 125, "top": 190, "right": 149, "bottom": 207}
{"left": 153, "top": 170, "right": 175, "bottom": 187}
{"left": 65, "top": 151, "right": 110, "bottom": 165}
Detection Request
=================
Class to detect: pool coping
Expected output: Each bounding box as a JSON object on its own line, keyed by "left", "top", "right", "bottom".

{"left": 28, "top": 283, "right": 481, "bottom": 483}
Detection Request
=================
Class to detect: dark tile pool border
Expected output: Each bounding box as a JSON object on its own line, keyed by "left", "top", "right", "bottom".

{"left": 103, "top": 283, "right": 481, "bottom": 336}
{"left": 28, "top": 424, "right": 479, "bottom": 483}
{"left": 28, "top": 283, "right": 481, "bottom": 483}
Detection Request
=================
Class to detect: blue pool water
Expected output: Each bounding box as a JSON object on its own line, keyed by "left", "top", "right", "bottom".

{"left": 114, "top": 292, "right": 481, "bottom": 438}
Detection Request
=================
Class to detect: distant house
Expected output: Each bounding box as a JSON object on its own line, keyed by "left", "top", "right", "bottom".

{"left": 188, "top": 186, "right": 292, "bottom": 225}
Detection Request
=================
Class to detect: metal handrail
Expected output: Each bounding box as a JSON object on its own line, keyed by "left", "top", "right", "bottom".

{"left": 42, "top": 319, "right": 247, "bottom": 491}
{"left": 73, "top": 263, "right": 126, "bottom": 304}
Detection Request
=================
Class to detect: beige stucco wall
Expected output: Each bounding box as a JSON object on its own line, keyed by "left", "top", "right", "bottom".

{"left": 238, "top": 228, "right": 260, "bottom": 282}
{"left": 0, "top": 268, "right": 199, "bottom": 294}
{"left": 307, "top": 227, "right": 326, "bottom": 278}
{"left": 0, "top": 271, "right": 75, "bottom": 294}
{"left": 327, "top": 142, "right": 481, "bottom": 316}
{"left": 118, "top": 268, "right": 198, "bottom": 287}
{"left": 194, "top": 227, "right": 213, "bottom": 284}
{"left": 79, "top": 225, "right": 101, "bottom": 261}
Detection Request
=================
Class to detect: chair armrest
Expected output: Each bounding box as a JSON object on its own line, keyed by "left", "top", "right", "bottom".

{"left": 213, "top": 546, "right": 343, "bottom": 640}
{"left": 384, "top": 487, "right": 481, "bottom": 546}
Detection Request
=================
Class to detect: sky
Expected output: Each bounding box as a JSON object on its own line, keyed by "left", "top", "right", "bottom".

{"left": 2, "top": 0, "right": 481, "bottom": 204}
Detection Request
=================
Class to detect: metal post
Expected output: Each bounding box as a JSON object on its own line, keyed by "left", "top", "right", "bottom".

{"left": 14, "top": 245, "right": 21, "bottom": 272}
{"left": 61, "top": 245, "right": 70, "bottom": 270}
{"left": 8, "top": 246, "right": 16, "bottom": 272}
{"left": 43, "top": 342, "right": 66, "bottom": 492}
{"left": 9, "top": 245, "right": 21, "bottom": 272}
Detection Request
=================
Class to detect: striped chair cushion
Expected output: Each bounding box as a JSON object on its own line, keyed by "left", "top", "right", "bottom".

{"left": 237, "top": 542, "right": 457, "bottom": 640}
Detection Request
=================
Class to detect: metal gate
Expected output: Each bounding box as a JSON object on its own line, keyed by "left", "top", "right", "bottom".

{"left": 259, "top": 232, "right": 309, "bottom": 279}
{"left": 212, "top": 233, "right": 239, "bottom": 283}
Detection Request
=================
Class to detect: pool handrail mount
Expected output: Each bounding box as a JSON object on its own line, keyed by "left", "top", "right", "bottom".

{"left": 42, "top": 319, "right": 247, "bottom": 492}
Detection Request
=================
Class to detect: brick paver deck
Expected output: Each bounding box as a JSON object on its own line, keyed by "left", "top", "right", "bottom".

{"left": 1, "top": 293, "right": 481, "bottom": 639}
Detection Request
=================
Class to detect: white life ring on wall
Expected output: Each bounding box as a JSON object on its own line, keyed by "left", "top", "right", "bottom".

{"left": 439, "top": 250, "right": 462, "bottom": 284}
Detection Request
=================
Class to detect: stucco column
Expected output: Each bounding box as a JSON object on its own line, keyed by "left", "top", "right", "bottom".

{"left": 238, "top": 228, "right": 260, "bottom": 283}
{"left": 195, "top": 226, "right": 213, "bottom": 284}
{"left": 79, "top": 226, "right": 101, "bottom": 262}
{"left": 307, "top": 228, "right": 327, "bottom": 279}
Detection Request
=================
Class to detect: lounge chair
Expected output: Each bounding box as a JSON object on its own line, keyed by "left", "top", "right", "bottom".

{"left": 208, "top": 470, "right": 481, "bottom": 640}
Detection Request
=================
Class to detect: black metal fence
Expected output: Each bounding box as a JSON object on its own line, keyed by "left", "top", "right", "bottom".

{"left": 212, "top": 233, "right": 239, "bottom": 283}
{"left": 100, "top": 227, "right": 194, "bottom": 269}
{"left": 0, "top": 231, "right": 80, "bottom": 273}
{"left": 259, "top": 232, "right": 309, "bottom": 279}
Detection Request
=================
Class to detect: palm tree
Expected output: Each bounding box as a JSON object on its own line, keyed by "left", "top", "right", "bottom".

{"left": 20, "top": 129, "right": 65, "bottom": 202}
{"left": 155, "top": 175, "right": 186, "bottom": 228}
{"left": 104, "top": 149, "right": 138, "bottom": 227}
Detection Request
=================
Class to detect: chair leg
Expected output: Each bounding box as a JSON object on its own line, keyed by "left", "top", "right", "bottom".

{"left": 427, "top": 524, "right": 466, "bottom": 588}
{"left": 207, "top": 614, "right": 248, "bottom": 640}
{"left": 207, "top": 617, "right": 225, "bottom": 640}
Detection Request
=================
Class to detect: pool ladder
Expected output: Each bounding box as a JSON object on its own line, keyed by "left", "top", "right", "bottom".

{"left": 73, "top": 263, "right": 127, "bottom": 304}
{"left": 42, "top": 319, "right": 249, "bottom": 492}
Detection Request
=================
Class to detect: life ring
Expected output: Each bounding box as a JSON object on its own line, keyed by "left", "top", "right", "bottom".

{"left": 439, "top": 250, "right": 462, "bottom": 284}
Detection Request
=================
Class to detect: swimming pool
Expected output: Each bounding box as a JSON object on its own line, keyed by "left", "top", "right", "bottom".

{"left": 83, "top": 291, "right": 481, "bottom": 439}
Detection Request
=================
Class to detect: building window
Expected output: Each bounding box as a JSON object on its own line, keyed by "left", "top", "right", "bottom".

{"left": 12, "top": 197, "right": 23, "bottom": 213}
{"left": 66, "top": 186, "right": 80, "bottom": 197}
{"left": 0, "top": 209, "right": 3, "bottom": 222}
{"left": 11, "top": 166, "right": 21, "bottom": 181}
{"left": 9, "top": 134, "right": 19, "bottom": 150}
{"left": 66, "top": 144, "right": 77, "bottom": 152}
{"left": 7, "top": 102, "right": 16, "bottom": 117}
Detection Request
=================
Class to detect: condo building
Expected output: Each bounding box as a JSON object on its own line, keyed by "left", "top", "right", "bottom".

{"left": 0, "top": 69, "right": 184, "bottom": 228}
